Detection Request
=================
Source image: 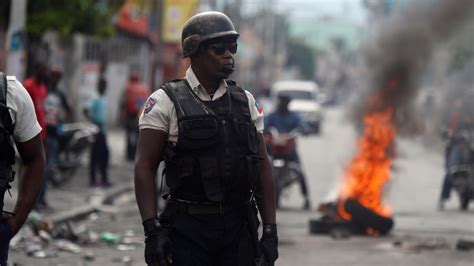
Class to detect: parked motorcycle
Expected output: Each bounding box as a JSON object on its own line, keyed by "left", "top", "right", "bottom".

{"left": 447, "top": 128, "right": 474, "bottom": 210}
{"left": 264, "top": 128, "right": 303, "bottom": 208}
{"left": 49, "top": 122, "right": 99, "bottom": 187}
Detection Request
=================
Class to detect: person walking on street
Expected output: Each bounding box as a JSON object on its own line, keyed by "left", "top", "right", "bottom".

{"left": 120, "top": 71, "right": 150, "bottom": 161}
{"left": 265, "top": 94, "right": 312, "bottom": 210}
{"left": 84, "top": 78, "right": 111, "bottom": 187}
{"left": 44, "top": 67, "right": 72, "bottom": 137}
{"left": 43, "top": 68, "right": 72, "bottom": 202}
{"left": 23, "top": 63, "right": 49, "bottom": 210}
{"left": 134, "top": 11, "right": 278, "bottom": 266}
{"left": 439, "top": 94, "right": 474, "bottom": 210}
{"left": 0, "top": 72, "right": 46, "bottom": 265}
{"left": 23, "top": 63, "right": 48, "bottom": 142}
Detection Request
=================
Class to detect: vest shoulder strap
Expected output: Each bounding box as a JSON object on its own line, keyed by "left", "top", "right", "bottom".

{"left": 0, "top": 72, "right": 13, "bottom": 134}
{"left": 161, "top": 79, "right": 214, "bottom": 120}
{"left": 227, "top": 80, "right": 251, "bottom": 116}
{"left": 0, "top": 72, "right": 15, "bottom": 169}
{"left": 0, "top": 73, "right": 6, "bottom": 105}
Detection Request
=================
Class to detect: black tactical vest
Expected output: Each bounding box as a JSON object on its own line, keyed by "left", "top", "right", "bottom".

{"left": 0, "top": 73, "right": 16, "bottom": 212}
{"left": 162, "top": 79, "right": 261, "bottom": 204}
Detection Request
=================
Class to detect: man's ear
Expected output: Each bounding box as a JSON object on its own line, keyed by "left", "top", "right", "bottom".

{"left": 189, "top": 47, "right": 205, "bottom": 64}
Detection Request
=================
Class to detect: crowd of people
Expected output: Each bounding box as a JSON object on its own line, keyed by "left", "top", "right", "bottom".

{"left": 21, "top": 64, "right": 154, "bottom": 205}
{"left": 0, "top": 64, "right": 152, "bottom": 263}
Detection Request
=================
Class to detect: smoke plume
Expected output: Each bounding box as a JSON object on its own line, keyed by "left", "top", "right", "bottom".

{"left": 353, "top": 0, "right": 474, "bottom": 135}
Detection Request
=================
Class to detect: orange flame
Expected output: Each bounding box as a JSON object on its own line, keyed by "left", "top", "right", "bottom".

{"left": 338, "top": 106, "right": 395, "bottom": 220}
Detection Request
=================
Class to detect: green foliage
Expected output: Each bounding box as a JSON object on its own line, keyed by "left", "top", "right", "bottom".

{"left": 286, "top": 39, "right": 315, "bottom": 80}
{"left": 26, "top": 0, "right": 125, "bottom": 38}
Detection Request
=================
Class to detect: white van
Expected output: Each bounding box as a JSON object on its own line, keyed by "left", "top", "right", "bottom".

{"left": 270, "top": 80, "right": 323, "bottom": 134}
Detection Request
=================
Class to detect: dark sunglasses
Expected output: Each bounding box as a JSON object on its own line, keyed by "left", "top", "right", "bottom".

{"left": 206, "top": 43, "right": 238, "bottom": 55}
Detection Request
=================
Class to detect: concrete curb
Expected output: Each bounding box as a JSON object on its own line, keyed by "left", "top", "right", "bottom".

{"left": 49, "top": 183, "right": 134, "bottom": 225}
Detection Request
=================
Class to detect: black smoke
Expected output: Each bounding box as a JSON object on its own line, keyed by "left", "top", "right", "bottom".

{"left": 353, "top": 0, "right": 474, "bottom": 135}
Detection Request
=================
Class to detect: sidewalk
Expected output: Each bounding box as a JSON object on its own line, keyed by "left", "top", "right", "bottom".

{"left": 4, "top": 127, "right": 135, "bottom": 225}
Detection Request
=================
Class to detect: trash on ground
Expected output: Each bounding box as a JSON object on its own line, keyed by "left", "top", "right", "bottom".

{"left": 456, "top": 239, "right": 474, "bottom": 251}
{"left": 55, "top": 239, "right": 82, "bottom": 254}
{"left": 100, "top": 232, "right": 121, "bottom": 244}
{"left": 116, "top": 244, "right": 136, "bottom": 251}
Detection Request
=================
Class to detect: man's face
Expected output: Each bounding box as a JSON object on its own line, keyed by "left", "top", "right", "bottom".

{"left": 277, "top": 96, "right": 291, "bottom": 112}
{"left": 200, "top": 38, "right": 238, "bottom": 79}
{"left": 36, "top": 65, "right": 49, "bottom": 84}
{"left": 49, "top": 72, "right": 62, "bottom": 86}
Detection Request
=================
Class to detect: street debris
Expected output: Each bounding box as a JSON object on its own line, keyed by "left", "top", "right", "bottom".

{"left": 10, "top": 210, "right": 144, "bottom": 259}
{"left": 329, "top": 227, "right": 352, "bottom": 240}
{"left": 83, "top": 250, "right": 96, "bottom": 261}
{"left": 88, "top": 212, "right": 99, "bottom": 221}
{"left": 112, "top": 255, "right": 133, "bottom": 265}
{"left": 55, "top": 239, "right": 82, "bottom": 254}
{"left": 116, "top": 244, "right": 137, "bottom": 251}
{"left": 391, "top": 238, "right": 450, "bottom": 253}
{"left": 100, "top": 232, "right": 121, "bottom": 244}
{"left": 456, "top": 239, "right": 474, "bottom": 251}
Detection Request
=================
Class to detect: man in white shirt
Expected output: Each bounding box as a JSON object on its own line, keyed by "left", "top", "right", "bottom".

{"left": 135, "top": 11, "right": 278, "bottom": 266}
{"left": 0, "top": 73, "right": 45, "bottom": 265}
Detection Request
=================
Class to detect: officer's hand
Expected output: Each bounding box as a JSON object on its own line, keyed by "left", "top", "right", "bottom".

{"left": 143, "top": 217, "right": 172, "bottom": 266}
{"left": 260, "top": 224, "right": 278, "bottom": 266}
{"left": 0, "top": 213, "right": 20, "bottom": 236}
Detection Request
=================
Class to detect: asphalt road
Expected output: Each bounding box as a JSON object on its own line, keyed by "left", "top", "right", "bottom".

{"left": 8, "top": 106, "right": 474, "bottom": 266}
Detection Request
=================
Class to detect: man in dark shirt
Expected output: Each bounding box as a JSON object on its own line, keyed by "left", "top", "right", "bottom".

{"left": 265, "top": 94, "right": 312, "bottom": 210}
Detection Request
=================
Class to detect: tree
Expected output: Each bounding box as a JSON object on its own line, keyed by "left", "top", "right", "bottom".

{"left": 26, "top": 0, "right": 124, "bottom": 39}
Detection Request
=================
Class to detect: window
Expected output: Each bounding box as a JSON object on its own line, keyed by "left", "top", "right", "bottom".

{"left": 278, "top": 90, "right": 315, "bottom": 100}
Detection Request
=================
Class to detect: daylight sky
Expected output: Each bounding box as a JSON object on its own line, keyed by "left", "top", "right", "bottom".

{"left": 240, "top": 0, "right": 368, "bottom": 25}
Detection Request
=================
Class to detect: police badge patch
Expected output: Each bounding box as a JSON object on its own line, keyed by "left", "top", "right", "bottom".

{"left": 255, "top": 101, "right": 263, "bottom": 114}
{"left": 143, "top": 98, "right": 157, "bottom": 114}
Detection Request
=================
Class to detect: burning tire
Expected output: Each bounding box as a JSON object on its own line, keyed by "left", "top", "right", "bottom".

{"left": 309, "top": 218, "right": 363, "bottom": 235}
{"left": 344, "top": 199, "right": 394, "bottom": 235}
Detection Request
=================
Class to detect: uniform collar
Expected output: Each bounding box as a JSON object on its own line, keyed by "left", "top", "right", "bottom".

{"left": 185, "top": 67, "right": 228, "bottom": 100}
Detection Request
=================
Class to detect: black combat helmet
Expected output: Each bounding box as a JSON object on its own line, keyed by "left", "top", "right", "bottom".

{"left": 181, "top": 11, "right": 239, "bottom": 58}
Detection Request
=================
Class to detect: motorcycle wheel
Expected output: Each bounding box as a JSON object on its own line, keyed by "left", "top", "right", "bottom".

{"left": 49, "top": 163, "right": 78, "bottom": 188}
{"left": 48, "top": 167, "right": 61, "bottom": 187}
{"left": 49, "top": 149, "right": 83, "bottom": 187}
{"left": 274, "top": 168, "right": 283, "bottom": 208}
{"left": 274, "top": 166, "right": 302, "bottom": 209}
{"left": 460, "top": 192, "right": 470, "bottom": 210}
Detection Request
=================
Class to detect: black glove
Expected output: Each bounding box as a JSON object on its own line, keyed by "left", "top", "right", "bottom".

{"left": 143, "top": 217, "right": 172, "bottom": 266}
{"left": 260, "top": 224, "right": 278, "bottom": 266}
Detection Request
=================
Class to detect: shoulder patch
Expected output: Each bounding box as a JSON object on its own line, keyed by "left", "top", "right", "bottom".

{"left": 255, "top": 101, "right": 263, "bottom": 114}
{"left": 143, "top": 97, "right": 157, "bottom": 114}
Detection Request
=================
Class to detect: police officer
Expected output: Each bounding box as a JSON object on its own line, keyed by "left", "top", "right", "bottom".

{"left": 134, "top": 11, "right": 278, "bottom": 266}
{"left": 0, "top": 72, "right": 46, "bottom": 264}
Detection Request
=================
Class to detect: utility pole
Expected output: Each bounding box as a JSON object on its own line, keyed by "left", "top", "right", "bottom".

{"left": 6, "top": 0, "right": 27, "bottom": 80}
{"left": 151, "top": 0, "right": 164, "bottom": 91}
{"left": 263, "top": 0, "right": 276, "bottom": 82}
